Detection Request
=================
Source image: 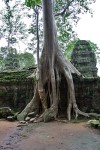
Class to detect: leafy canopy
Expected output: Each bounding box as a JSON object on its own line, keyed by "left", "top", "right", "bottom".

{"left": 25, "top": 0, "right": 41, "bottom": 8}
{"left": 25, "top": 0, "right": 96, "bottom": 52}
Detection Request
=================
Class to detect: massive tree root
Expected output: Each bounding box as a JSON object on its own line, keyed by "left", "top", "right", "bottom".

{"left": 17, "top": 49, "right": 89, "bottom": 122}
{"left": 17, "top": 0, "right": 91, "bottom": 122}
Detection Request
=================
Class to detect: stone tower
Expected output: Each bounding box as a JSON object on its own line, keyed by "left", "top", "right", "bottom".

{"left": 71, "top": 40, "right": 98, "bottom": 77}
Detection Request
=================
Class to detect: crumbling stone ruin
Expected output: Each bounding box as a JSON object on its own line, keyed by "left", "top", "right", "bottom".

{"left": 0, "top": 40, "right": 100, "bottom": 118}
{"left": 71, "top": 40, "right": 98, "bottom": 77}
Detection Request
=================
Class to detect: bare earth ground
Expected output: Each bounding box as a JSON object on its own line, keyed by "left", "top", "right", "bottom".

{"left": 0, "top": 120, "right": 100, "bottom": 150}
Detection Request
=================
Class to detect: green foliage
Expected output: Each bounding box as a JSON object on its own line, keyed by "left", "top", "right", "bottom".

{"left": 88, "top": 119, "right": 100, "bottom": 129}
{"left": 0, "top": 47, "right": 6, "bottom": 70}
{"left": 0, "top": 0, "right": 96, "bottom": 69}
{"left": 55, "top": 0, "right": 95, "bottom": 52}
{"left": 25, "top": 0, "right": 41, "bottom": 8}
{"left": 0, "top": 1, "right": 34, "bottom": 70}
{"left": 18, "top": 52, "right": 35, "bottom": 69}
{"left": 64, "top": 40, "right": 79, "bottom": 60}
{"left": 24, "top": 0, "right": 96, "bottom": 57}
{"left": 88, "top": 40, "right": 99, "bottom": 52}
{"left": 4, "top": 47, "right": 20, "bottom": 70}
{"left": 0, "top": 47, "right": 19, "bottom": 70}
{"left": 0, "top": 0, "right": 28, "bottom": 48}
{"left": 0, "top": 47, "right": 35, "bottom": 70}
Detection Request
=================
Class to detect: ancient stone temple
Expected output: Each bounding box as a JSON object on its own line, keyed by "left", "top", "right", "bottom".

{"left": 71, "top": 40, "right": 98, "bottom": 77}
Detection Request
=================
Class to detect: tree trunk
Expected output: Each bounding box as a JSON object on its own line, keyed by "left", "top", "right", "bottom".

{"left": 17, "top": 0, "right": 89, "bottom": 122}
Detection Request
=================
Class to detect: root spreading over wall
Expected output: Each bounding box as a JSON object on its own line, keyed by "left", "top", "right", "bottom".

{"left": 17, "top": 0, "right": 97, "bottom": 122}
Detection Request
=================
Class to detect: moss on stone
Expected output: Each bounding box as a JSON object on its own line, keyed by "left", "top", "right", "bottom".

{"left": 71, "top": 40, "right": 98, "bottom": 77}
{"left": 0, "top": 69, "right": 36, "bottom": 82}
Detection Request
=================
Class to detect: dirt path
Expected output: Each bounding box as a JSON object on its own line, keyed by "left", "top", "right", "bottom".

{"left": 0, "top": 120, "right": 17, "bottom": 146}
{"left": 0, "top": 120, "right": 100, "bottom": 150}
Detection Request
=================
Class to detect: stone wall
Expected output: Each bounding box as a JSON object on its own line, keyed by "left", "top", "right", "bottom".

{"left": 58, "top": 76, "right": 100, "bottom": 115}
{"left": 0, "top": 71, "right": 100, "bottom": 114}
{"left": 0, "top": 79, "right": 34, "bottom": 111}
{"left": 74, "top": 76, "right": 100, "bottom": 113}
{"left": 0, "top": 70, "right": 34, "bottom": 111}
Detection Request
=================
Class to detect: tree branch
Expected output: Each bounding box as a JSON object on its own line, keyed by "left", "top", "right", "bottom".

{"left": 55, "top": 0, "right": 74, "bottom": 16}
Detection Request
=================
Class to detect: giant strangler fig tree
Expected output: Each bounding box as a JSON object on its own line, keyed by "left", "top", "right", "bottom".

{"left": 17, "top": 0, "right": 96, "bottom": 122}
